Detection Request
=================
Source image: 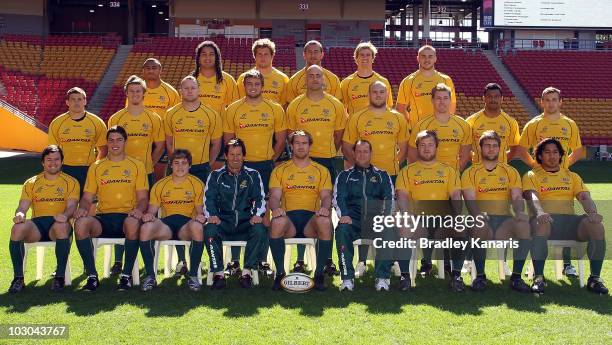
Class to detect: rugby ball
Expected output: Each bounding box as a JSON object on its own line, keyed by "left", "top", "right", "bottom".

{"left": 280, "top": 273, "right": 315, "bottom": 293}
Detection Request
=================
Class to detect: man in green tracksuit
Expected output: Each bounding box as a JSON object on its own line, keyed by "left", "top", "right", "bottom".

{"left": 204, "top": 138, "right": 268, "bottom": 289}
{"left": 333, "top": 140, "right": 394, "bottom": 291}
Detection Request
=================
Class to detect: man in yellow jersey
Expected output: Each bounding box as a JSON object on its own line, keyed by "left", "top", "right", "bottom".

{"left": 48, "top": 87, "right": 107, "bottom": 191}
{"left": 396, "top": 45, "right": 456, "bottom": 126}
{"left": 462, "top": 131, "right": 531, "bottom": 293}
{"left": 386, "top": 130, "right": 463, "bottom": 292}
{"left": 343, "top": 81, "right": 408, "bottom": 181}
{"left": 237, "top": 38, "right": 289, "bottom": 106}
{"left": 286, "top": 40, "right": 341, "bottom": 102}
{"left": 466, "top": 83, "right": 520, "bottom": 164}
{"left": 409, "top": 83, "right": 471, "bottom": 171}
{"left": 204, "top": 139, "right": 268, "bottom": 290}
{"left": 223, "top": 69, "right": 286, "bottom": 275}
{"left": 73, "top": 126, "right": 149, "bottom": 291}
{"left": 139, "top": 149, "right": 206, "bottom": 292}
{"left": 286, "top": 65, "right": 347, "bottom": 275}
{"left": 268, "top": 130, "right": 333, "bottom": 291}
{"left": 109, "top": 75, "right": 165, "bottom": 274}
{"left": 340, "top": 42, "right": 393, "bottom": 116}
{"left": 517, "top": 87, "right": 584, "bottom": 275}
{"left": 192, "top": 41, "right": 239, "bottom": 116}
{"left": 523, "top": 138, "right": 607, "bottom": 295}
{"left": 8, "top": 146, "right": 79, "bottom": 293}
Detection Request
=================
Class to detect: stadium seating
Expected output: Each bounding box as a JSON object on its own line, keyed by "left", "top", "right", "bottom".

{"left": 324, "top": 47, "right": 530, "bottom": 127}
{"left": 500, "top": 51, "right": 612, "bottom": 144}
{"left": 0, "top": 34, "right": 121, "bottom": 125}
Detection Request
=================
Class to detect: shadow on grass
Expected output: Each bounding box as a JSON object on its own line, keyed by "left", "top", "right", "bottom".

{"left": 0, "top": 267, "right": 609, "bottom": 318}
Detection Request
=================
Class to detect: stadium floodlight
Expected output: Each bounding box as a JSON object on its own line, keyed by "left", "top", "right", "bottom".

{"left": 151, "top": 4, "right": 157, "bottom": 7}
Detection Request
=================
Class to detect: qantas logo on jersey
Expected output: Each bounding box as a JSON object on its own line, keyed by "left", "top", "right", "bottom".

{"left": 128, "top": 132, "right": 150, "bottom": 137}
{"left": 414, "top": 179, "right": 444, "bottom": 185}
{"left": 239, "top": 123, "right": 268, "bottom": 129}
{"left": 540, "top": 186, "right": 570, "bottom": 192}
{"left": 60, "top": 138, "right": 91, "bottom": 143}
{"left": 538, "top": 136, "right": 569, "bottom": 142}
{"left": 350, "top": 94, "right": 368, "bottom": 101}
{"left": 175, "top": 128, "right": 206, "bottom": 133}
{"left": 415, "top": 92, "right": 432, "bottom": 98}
{"left": 100, "top": 179, "right": 132, "bottom": 185}
{"left": 363, "top": 130, "right": 394, "bottom": 136}
{"left": 478, "top": 186, "right": 507, "bottom": 193}
{"left": 165, "top": 200, "right": 192, "bottom": 205}
{"left": 34, "top": 197, "right": 65, "bottom": 202}
{"left": 200, "top": 94, "right": 222, "bottom": 100}
{"left": 300, "top": 117, "right": 331, "bottom": 123}
{"left": 439, "top": 138, "right": 461, "bottom": 143}
{"left": 286, "top": 185, "right": 316, "bottom": 190}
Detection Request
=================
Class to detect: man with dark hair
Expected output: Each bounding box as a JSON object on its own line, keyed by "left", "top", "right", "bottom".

{"left": 268, "top": 130, "right": 334, "bottom": 291}
{"left": 462, "top": 130, "right": 532, "bottom": 293}
{"left": 523, "top": 138, "right": 607, "bottom": 295}
{"left": 8, "top": 145, "right": 80, "bottom": 293}
{"left": 203, "top": 138, "right": 268, "bottom": 289}
{"left": 73, "top": 126, "right": 149, "bottom": 291}
{"left": 334, "top": 140, "right": 394, "bottom": 291}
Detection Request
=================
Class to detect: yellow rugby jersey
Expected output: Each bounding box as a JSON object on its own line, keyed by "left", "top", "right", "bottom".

{"left": 84, "top": 157, "right": 148, "bottom": 214}
{"left": 165, "top": 103, "right": 222, "bottom": 165}
{"left": 150, "top": 175, "right": 204, "bottom": 217}
{"left": 48, "top": 112, "right": 107, "bottom": 166}
{"left": 108, "top": 108, "right": 165, "bottom": 174}
{"left": 286, "top": 93, "right": 347, "bottom": 158}
{"left": 409, "top": 115, "right": 472, "bottom": 169}
{"left": 197, "top": 72, "right": 239, "bottom": 114}
{"left": 285, "top": 67, "right": 341, "bottom": 102}
{"left": 125, "top": 80, "right": 180, "bottom": 120}
{"left": 269, "top": 160, "right": 332, "bottom": 212}
{"left": 20, "top": 172, "right": 80, "bottom": 217}
{"left": 343, "top": 108, "right": 409, "bottom": 175}
{"left": 466, "top": 109, "right": 520, "bottom": 164}
{"left": 340, "top": 71, "right": 394, "bottom": 115}
{"left": 396, "top": 70, "right": 456, "bottom": 126}
{"left": 461, "top": 163, "right": 521, "bottom": 216}
{"left": 223, "top": 98, "right": 286, "bottom": 162}
{"left": 522, "top": 166, "right": 587, "bottom": 215}
{"left": 237, "top": 67, "right": 289, "bottom": 105}
{"left": 519, "top": 114, "right": 581, "bottom": 169}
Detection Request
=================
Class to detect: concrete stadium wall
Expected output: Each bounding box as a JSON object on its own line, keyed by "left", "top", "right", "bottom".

{"left": 0, "top": 0, "right": 43, "bottom": 16}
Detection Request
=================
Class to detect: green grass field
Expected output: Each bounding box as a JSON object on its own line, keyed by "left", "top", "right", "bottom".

{"left": 0, "top": 157, "right": 610, "bottom": 344}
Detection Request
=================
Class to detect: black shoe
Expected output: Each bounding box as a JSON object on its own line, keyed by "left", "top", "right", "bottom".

{"left": 587, "top": 276, "right": 609, "bottom": 295}
{"left": 272, "top": 272, "right": 286, "bottom": 291}
{"left": 419, "top": 260, "right": 433, "bottom": 276}
{"left": 444, "top": 259, "right": 452, "bottom": 278}
{"left": 223, "top": 261, "right": 240, "bottom": 277}
{"left": 51, "top": 276, "right": 65, "bottom": 292}
{"left": 82, "top": 275, "right": 99, "bottom": 292}
{"left": 8, "top": 277, "right": 25, "bottom": 293}
{"left": 117, "top": 275, "right": 132, "bottom": 291}
{"left": 471, "top": 275, "right": 488, "bottom": 292}
{"left": 450, "top": 274, "right": 466, "bottom": 292}
{"left": 174, "top": 261, "right": 188, "bottom": 276}
{"left": 211, "top": 274, "right": 226, "bottom": 290}
{"left": 110, "top": 261, "right": 122, "bottom": 276}
{"left": 509, "top": 276, "right": 531, "bottom": 293}
{"left": 141, "top": 275, "right": 157, "bottom": 292}
{"left": 531, "top": 276, "right": 546, "bottom": 294}
{"left": 323, "top": 261, "right": 340, "bottom": 277}
{"left": 399, "top": 273, "right": 411, "bottom": 291}
{"left": 292, "top": 260, "right": 306, "bottom": 273}
{"left": 259, "top": 262, "right": 274, "bottom": 278}
{"left": 314, "top": 273, "right": 326, "bottom": 291}
{"left": 239, "top": 274, "right": 253, "bottom": 289}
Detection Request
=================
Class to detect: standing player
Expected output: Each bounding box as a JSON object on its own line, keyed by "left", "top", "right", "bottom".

{"left": 340, "top": 42, "right": 393, "bottom": 116}
{"left": 203, "top": 139, "right": 268, "bottom": 289}
{"left": 73, "top": 126, "right": 149, "bottom": 291}
{"left": 268, "top": 131, "right": 334, "bottom": 291}
{"left": 334, "top": 140, "right": 394, "bottom": 291}
{"left": 8, "top": 146, "right": 79, "bottom": 293}
{"left": 466, "top": 83, "right": 520, "bottom": 164}
{"left": 237, "top": 38, "right": 289, "bottom": 106}
{"left": 286, "top": 65, "right": 347, "bottom": 274}
{"left": 409, "top": 83, "right": 471, "bottom": 171}
{"left": 396, "top": 45, "right": 456, "bottom": 127}
{"left": 223, "top": 69, "right": 286, "bottom": 275}
{"left": 285, "top": 40, "right": 341, "bottom": 102}
{"left": 48, "top": 87, "right": 107, "bottom": 190}
{"left": 462, "top": 131, "right": 532, "bottom": 292}
{"left": 139, "top": 149, "right": 206, "bottom": 292}
{"left": 516, "top": 87, "right": 584, "bottom": 275}
{"left": 523, "top": 138, "right": 607, "bottom": 295}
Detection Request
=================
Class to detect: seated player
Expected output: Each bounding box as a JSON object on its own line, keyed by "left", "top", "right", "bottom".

{"left": 203, "top": 138, "right": 268, "bottom": 289}
{"left": 462, "top": 131, "right": 531, "bottom": 293}
{"left": 8, "top": 145, "right": 79, "bottom": 293}
{"left": 73, "top": 126, "right": 149, "bottom": 291}
{"left": 334, "top": 140, "right": 394, "bottom": 291}
{"left": 268, "top": 130, "right": 334, "bottom": 291}
{"left": 523, "top": 138, "right": 607, "bottom": 295}
{"left": 139, "top": 149, "right": 206, "bottom": 292}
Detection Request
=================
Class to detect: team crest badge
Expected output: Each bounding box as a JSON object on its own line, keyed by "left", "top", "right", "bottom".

{"left": 123, "top": 169, "right": 131, "bottom": 177}
{"left": 197, "top": 119, "right": 204, "bottom": 127}
{"left": 176, "top": 118, "right": 184, "bottom": 125}
{"left": 452, "top": 128, "right": 458, "bottom": 138}
{"left": 386, "top": 121, "right": 393, "bottom": 130}
{"left": 307, "top": 175, "right": 315, "bottom": 183}
{"left": 163, "top": 190, "right": 171, "bottom": 197}
{"left": 322, "top": 109, "right": 330, "bottom": 116}
{"left": 288, "top": 174, "right": 295, "bottom": 181}
{"left": 84, "top": 128, "right": 92, "bottom": 137}
{"left": 562, "top": 177, "right": 570, "bottom": 183}
{"left": 542, "top": 126, "right": 548, "bottom": 133}
{"left": 416, "top": 82, "right": 423, "bottom": 89}
{"left": 542, "top": 177, "right": 548, "bottom": 183}
{"left": 301, "top": 108, "right": 309, "bottom": 115}
{"left": 351, "top": 85, "right": 359, "bottom": 91}
{"left": 370, "top": 176, "right": 378, "bottom": 183}
{"left": 499, "top": 176, "right": 507, "bottom": 183}
{"left": 240, "top": 180, "right": 248, "bottom": 189}
{"left": 261, "top": 113, "right": 270, "bottom": 121}
{"left": 185, "top": 190, "right": 193, "bottom": 199}
{"left": 102, "top": 169, "right": 109, "bottom": 176}
{"left": 561, "top": 127, "right": 568, "bottom": 135}
{"left": 240, "top": 113, "right": 247, "bottom": 119}
{"left": 55, "top": 187, "right": 64, "bottom": 196}
{"left": 365, "top": 120, "right": 373, "bottom": 127}
{"left": 159, "top": 95, "right": 166, "bottom": 103}
{"left": 142, "top": 123, "right": 150, "bottom": 131}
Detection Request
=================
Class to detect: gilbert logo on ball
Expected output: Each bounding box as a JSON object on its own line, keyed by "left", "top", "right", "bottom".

{"left": 280, "top": 273, "right": 314, "bottom": 293}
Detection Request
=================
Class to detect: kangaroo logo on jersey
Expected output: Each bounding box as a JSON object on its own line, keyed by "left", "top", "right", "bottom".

{"left": 307, "top": 175, "right": 315, "bottom": 183}
{"left": 322, "top": 109, "right": 330, "bottom": 117}
{"left": 499, "top": 176, "right": 507, "bottom": 183}
{"left": 185, "top": 190, "right": 193, "bottom": 199}
{"left": 301, "top": 108, "right": 309, "bottom": 115}
{"left": 55, "top": 187, "right": 64, "bottom": 197}
{"left": 452, "top": 128, "right": 459, "bottom": 138}
{"left": 288, "top": 174, "right": 295, "bottom": 181}
{"left": 123, "top": 169, "right": 131, "bottom": 177}
{"left": 561, "top": 127, "right": 568, "bottom": 135}
{"left": 261, "top": 113, "right": 270, "bottom": 121}
{"left": 159, "top": 95, "right": 166, "bottom": 103}
{"left": 197, "top": 119, "right": 204, "bottom": 128}
{"left": 142, "top": 123, "right": 150, "bottom": 131}
{"left": 240, "top": 113, "right": 247, "bottom": 120}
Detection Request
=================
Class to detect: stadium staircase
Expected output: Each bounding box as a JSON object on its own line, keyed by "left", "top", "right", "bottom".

{"left": 88, "top": 44, "right": 133, "bottom": 115}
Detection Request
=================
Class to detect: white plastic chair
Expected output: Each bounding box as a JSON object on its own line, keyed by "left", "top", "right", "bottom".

{"left": 526, "top": 240, "right": 587, "bottom": 287}
{"left": 91, "top": 238, "right": 140, "bottom": 285}
{"left": 205, "top": 240, "right": 259, "bottom": 286}
{"left": 283, "top": 238, "right": 317, "bottom": 274}
{"left": 23, "top": 242, "right": 72, "bottom": 285}
{"left": 152, "top": 240, "right": 203, "bottom": 283}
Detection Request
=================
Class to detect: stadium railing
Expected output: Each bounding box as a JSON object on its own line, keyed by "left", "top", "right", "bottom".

{"left": 496, "top": 39, "right": 612, "bottom": 53}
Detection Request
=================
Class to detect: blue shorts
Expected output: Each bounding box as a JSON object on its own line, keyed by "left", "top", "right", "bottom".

{"left": 31, "top": 216, "right": 56, "bottom": 242}
{"left": 161, "top": 214, "right": 191, "bottom": 240}
{"left": 287, "top": 210, "right": 315, "bottom": 238}
{"left": 95, "top": 213, "right": 129, "bottom": 238}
